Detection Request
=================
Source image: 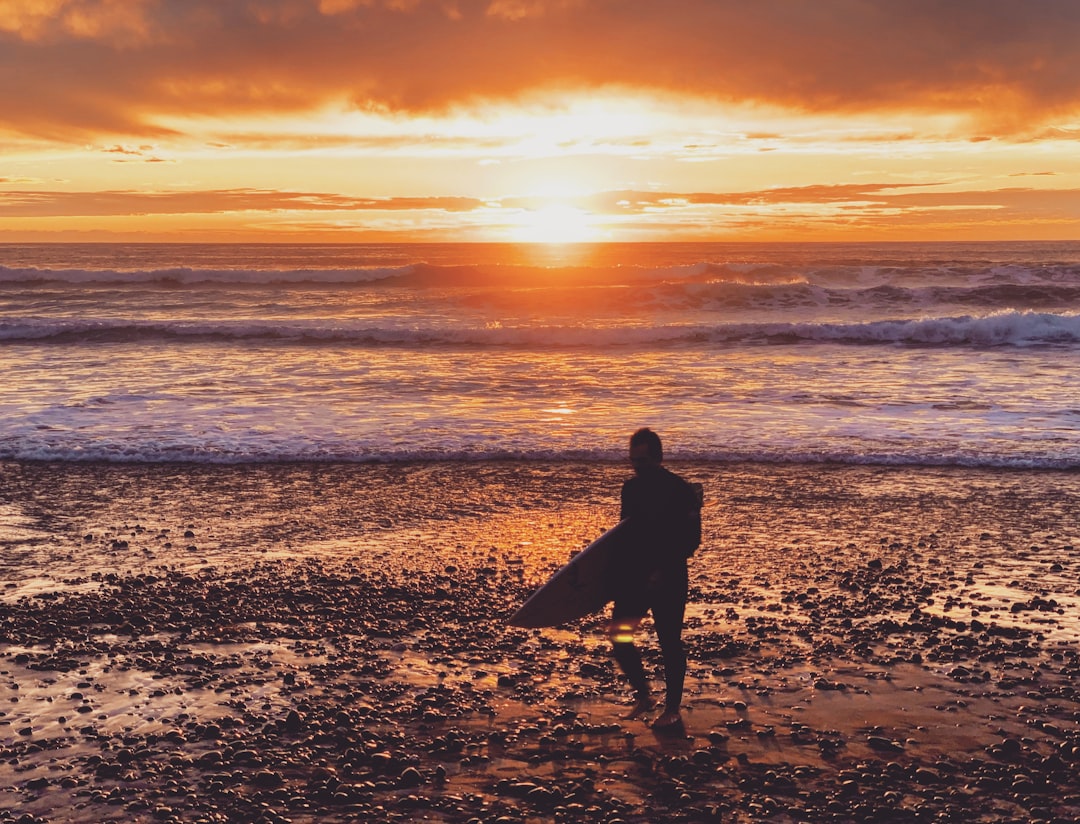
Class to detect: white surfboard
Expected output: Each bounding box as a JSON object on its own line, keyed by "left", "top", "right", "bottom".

{"left": 507, "top": 520, "right": 630, "bottom": 628}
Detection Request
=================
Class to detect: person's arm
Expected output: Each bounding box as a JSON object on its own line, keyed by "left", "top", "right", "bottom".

{"left": 679, "top": 481, "right": 703, "bottom": 557}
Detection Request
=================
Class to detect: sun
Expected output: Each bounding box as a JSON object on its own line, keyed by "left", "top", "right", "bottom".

{"left": 510, "top": 204, "right": 600, "bottom": 244}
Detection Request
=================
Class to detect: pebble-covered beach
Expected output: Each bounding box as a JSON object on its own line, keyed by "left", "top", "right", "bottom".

{"left": 2, "top": 460, "right": 1080, "bottom": 822}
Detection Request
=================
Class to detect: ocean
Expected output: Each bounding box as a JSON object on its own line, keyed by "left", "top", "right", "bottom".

{"left": 2, "top": 240, "right": 1079, "bottom": 468}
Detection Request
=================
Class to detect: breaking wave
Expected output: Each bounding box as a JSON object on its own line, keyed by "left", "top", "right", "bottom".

{"left": 3, "top": 311, "right": 1078, "bottom": 348}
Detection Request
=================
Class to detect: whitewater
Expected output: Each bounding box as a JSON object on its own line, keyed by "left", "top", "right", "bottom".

{"left": 1, "top": 241, "right": 1079, "bottom": 467}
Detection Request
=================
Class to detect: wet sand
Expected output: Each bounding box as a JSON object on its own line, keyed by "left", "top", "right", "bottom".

{"left": 2, "top": 460, "right": 1080, "bottom": 822}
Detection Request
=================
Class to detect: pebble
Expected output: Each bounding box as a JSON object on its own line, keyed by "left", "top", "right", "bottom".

{"left": 3, "top": 537, "right": 1079, "bottom": 824}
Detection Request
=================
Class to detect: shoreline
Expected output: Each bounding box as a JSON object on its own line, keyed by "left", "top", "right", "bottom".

{"left": 3, "top": 460, "right": 1080, "bottom": 821}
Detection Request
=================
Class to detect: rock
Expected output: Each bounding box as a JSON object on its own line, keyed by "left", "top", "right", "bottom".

{"left": 251, "top": 770, "right": 285, "bottom": 788}
{"left": 914, "top": 767, "right": 939, "bottom": 785}
{"left": 867, "top": 736, "right": 904, "bottom": 753}
{"left": 284, "top": 710, "right": 303, "bottom": 733}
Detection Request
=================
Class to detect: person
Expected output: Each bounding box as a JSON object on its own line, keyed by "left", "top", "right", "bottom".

{"left": 608, "top": 427, "right": 702, "bottom": 730}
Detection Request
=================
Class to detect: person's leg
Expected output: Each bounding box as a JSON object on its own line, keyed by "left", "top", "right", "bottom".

{"left": 650, "top": 566, "right": 688, "bottom": 726}
{"left": 608, "top": 600, "right": 651, "bottom": 715}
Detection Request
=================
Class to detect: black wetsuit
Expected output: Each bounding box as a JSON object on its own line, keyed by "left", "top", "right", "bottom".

{"left": 611, "top": 465, "right": 701, "bottom": 713}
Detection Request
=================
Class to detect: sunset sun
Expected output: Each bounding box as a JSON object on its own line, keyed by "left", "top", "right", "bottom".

{"left": 509, "top": 204, "right": 600, "bottom": 244}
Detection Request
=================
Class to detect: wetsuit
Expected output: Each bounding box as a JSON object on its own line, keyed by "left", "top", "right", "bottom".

{"left": 611, "top": 465, "right": 701, "bottom": 713}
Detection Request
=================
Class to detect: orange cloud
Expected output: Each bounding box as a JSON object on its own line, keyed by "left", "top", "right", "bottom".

{"left": 101, "top": 143, "right": 172, "bottom": 162}
{"left": 5, "top": 184, "right": 1077, "bottom": 237}
{"left": 579, "top": 184, "right": 1080, "bottom": 218}
{"left": 0, "top": 188, "right": 487, "bottom": 216}
{"left": 0, "top": 0, "right": 156, "bottom": 43}
{"left": 2, "top": 0, "right": 1079, "bottom": 140}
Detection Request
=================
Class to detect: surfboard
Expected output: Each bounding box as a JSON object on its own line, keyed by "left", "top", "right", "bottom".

{"left": 508, "top": 519, "right": 630, "bottom": 628}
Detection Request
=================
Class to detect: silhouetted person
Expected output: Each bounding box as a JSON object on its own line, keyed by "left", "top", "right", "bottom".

{"left": 608, "top": 428, "right": 702, "bottom": 729}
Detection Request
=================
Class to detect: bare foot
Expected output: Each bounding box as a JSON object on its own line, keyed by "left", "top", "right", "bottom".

{"left": 650, "top": 710, "right": 683, "bottom": 730}
{"left": 624, "top": 697, "right": 655, "bottom": 719}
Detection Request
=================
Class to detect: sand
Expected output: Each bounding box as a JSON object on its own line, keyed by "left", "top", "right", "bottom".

{"left": 2, "top": 460, "right": 1079, "bottom": 823}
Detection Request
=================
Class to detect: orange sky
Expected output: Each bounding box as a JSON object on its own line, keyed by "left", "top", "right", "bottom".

{"left": 2, "top": 0, "right": 1079, "bottom": 243}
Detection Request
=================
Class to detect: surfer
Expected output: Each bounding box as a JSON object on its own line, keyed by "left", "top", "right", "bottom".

{"left": 608, "top": 427, "right": 702, "bottom": 730}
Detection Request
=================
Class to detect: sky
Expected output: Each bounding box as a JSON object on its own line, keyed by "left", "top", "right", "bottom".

{"left": 2, "top": 0, "right": 1080, "bottom": 243}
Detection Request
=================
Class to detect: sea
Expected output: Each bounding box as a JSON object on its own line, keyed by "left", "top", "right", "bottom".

{"left": 2, "top": 240, "right": 1079, "bottom": 469}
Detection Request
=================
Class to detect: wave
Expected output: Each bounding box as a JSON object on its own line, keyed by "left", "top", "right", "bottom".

{"left": 754, "top": 311, "right": 1080, "bottom": 347}
{"left": 635, "top": 280, "right": 1080, "bottom": 314}
{"left": 7, "top": 262, "right": 1080, "bottom": 327}
{"left": 4, "top": 311, "right": 1078, "bottom": 348}
{"left": 4, "top": 441, "right": 1079, "bottom": 470}
{"left": 0, "top": 260, "right": 810, "bottom": 289}
{"left": 0, "top": 263, "right": 414, "bottom": 286}
{"left": 0, "top": 261, "right": 708, "bottom": 287}
{"left": 4, "top": 257, "right": 1080, "bottom": 290}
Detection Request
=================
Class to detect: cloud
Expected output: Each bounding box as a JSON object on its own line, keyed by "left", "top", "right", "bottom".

{"left": 0, "top": 188, "right": 487, "bottom": 216}
{"left": 580, "top": 184, "right": 1080, "bottom": 217}
{"left": 485, "top": 0, "right": 585, "bottom": 21}
{"left": 558, "top": 184, "right": 932, "bottom": 214}
{"left": 579, "top": 184, "right": 1080, "bottom": 240}
{"left": 3, "top": 181, "right": 1077, "bottom": 240}
{"left": 5, "top": 183, "right": 1078, "bottom": 229}
{"left": 0, "top": 0, "right": 157, "bottom": 44}
{"left": 101, "top": 143, "right": 174, "bottom": 162}
{"left": 2, "top": 0, "right": 1080, "bottom": 139}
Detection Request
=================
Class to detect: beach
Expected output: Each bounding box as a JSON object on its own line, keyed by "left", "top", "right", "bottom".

{"left": 3, "top": 459, "right": 1079, "bottom": 823}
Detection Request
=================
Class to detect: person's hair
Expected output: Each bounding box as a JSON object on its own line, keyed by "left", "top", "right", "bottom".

{"left": 629, "top": 427, "right": 663, "bottom": 462}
